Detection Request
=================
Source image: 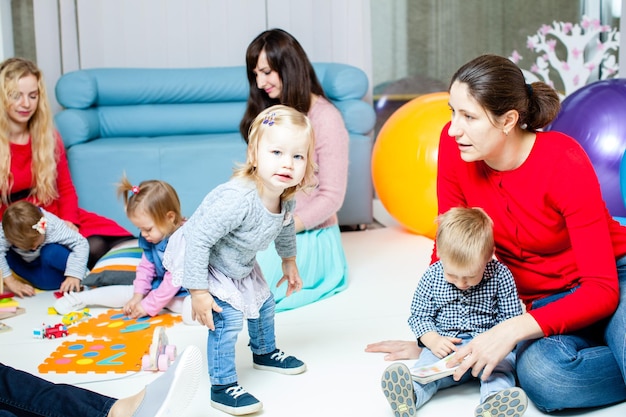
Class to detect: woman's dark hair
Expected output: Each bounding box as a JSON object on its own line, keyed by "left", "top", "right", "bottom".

{"left": 239, "top": 28, "right": 326, "bottom": 141}
{"left": 450, "top": 54, "right": 561, "bottom": 132}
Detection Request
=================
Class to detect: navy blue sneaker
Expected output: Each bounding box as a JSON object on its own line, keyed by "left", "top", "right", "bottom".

{"left": 210, "top": 383, "right": 262, "bottom": 416}
{"left": 252, "top": 348, "right": 307, "bottom": 375}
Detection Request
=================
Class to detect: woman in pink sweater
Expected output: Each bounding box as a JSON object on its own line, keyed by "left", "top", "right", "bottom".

{"left": 368, "top": 54, "right": 626, "bottom": 413}
{"left": 240, "top": 29, "right": 349, "bottom": 312}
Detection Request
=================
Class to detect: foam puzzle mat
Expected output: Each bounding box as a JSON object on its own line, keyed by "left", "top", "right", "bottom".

{"left": 38, "top": 309, "right": 182, "bottom": 374}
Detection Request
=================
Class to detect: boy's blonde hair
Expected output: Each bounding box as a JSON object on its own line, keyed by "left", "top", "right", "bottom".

{"left": 436, "top": 207, "right": 494, "bottom": 269}
{"left": 233, "top": 104, "right": 317, "bottom": 201}
{"left": 0, "top": 58, "right": 58, "bottom": 206}
{"left": 2, "top": 200, "right": 45, "bottom": 249}
{"left": 117, "top": 176, "right": 182, "bottom": 235}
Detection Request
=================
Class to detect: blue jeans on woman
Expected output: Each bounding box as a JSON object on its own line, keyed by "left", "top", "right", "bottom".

{"left": 411, "top": 334, "right": 516, "bottom": 408}
{"left": 208, "top": 294, "right": 277, "bottom": 386}
{"left": 516, "top": 256, "right": 626, "bottom": 412}
{"left": 0, "top": 363, "right": 114, "bottom": 416}
{"left": 6, "top": 244, "right": 71, "bottom": 290}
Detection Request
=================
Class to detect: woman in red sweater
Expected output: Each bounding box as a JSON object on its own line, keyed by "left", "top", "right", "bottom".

{"left": 0, "top": 58, "right": 132, "bottom": 297}
{"left": 368, "top": 54, "right": 626, "bottom": 413}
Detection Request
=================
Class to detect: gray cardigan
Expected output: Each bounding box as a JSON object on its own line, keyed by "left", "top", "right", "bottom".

{"left": 182, "top": 178, "right": 296, "bottom": 289}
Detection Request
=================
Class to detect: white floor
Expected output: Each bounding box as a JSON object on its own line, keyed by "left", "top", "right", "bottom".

{"left": 1, "top": 202, "right": 625, "bottom": 416}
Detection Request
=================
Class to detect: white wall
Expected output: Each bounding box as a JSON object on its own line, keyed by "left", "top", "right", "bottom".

{"left": 32, "top": 0, "right": 373, "bottom": 113}
{"left": 0, "top": 0, "right": 13, "bottom": 60}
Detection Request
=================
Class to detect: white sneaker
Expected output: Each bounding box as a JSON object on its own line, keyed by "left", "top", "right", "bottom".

{"left": 136, "top": 345, "right": 203, "bottom": 417}
{"left": 54, "top": 292, "right": 86, "bottom": 315}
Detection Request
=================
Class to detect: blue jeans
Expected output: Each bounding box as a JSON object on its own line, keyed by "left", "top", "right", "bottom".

{"left": 208, "top": 294, "right": 276, "bottom": 385}
{"left": 516, "top": 256, "right": 626, "bottom": 412}
{"left": 6, "top": 244, "right": 70, "bottom": 290}
{"left": 0, "top": 363, "right": 114, "bottom": 416}
{"left": 411, "top": 334, "right": 516, "bottom": 408}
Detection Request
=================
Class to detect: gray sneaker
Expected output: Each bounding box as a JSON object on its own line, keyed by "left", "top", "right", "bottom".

{"left": 474, "top": 387, "right": 528, "bottom": 417}
{"left": 381, "top": 363, "right": 417, "bottom": 417}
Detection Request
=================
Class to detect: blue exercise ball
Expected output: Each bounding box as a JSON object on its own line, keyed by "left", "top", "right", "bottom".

{"left": 546, "top": 79, "right": 626, "bottom": 217}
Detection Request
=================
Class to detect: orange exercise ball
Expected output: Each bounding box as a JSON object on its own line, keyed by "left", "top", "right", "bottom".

{"left": 371, "top": 92, "right": 450, "bottom": 239}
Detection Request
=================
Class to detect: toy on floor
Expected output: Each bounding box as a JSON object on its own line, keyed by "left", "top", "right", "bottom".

{"left": 38, "top": 309, "right": 182, "bottom": 374}
{"left": 62, "top": 308, "right": 91, "bottom": 326}
{"left": 33, "top": 323, "right": 68, "bottom": 339}
{"left": 70, "top": 309, "right": 182, "bottom": 339}
{"left": 142, "top": 326, "right": 177, "bottom": 372}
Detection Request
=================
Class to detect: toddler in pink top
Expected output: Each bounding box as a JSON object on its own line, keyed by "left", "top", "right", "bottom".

{"left": 55, "top": 177, "right": 194, "bottom": 323}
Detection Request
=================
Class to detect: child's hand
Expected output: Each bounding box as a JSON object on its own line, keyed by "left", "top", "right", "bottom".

{"left": 423, "top": 334, "right": 462, "bottom": 359}
{"left": 60, "top": 277, "right": 81, "bottom": 293}
{"left": 190, "top": 289, "right": 222, "bottom": 330}
{"left": 275, "top": 257, "right": 302, "bottom": 297}
{"left": 63, "top": 220, "right": 79, "bottom": 232}
{"left": 123, "top": 294, "right": 144, "bottom": 316}
{"left": 3, "top": 275, "right": 35, "bottom": 298}
{"left": 126, "top": 303, "right": 148, "bottom": 319}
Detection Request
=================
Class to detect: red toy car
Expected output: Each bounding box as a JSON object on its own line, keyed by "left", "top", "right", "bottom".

{"left": 33, "top": 323, "right": 69, "bottom": 339}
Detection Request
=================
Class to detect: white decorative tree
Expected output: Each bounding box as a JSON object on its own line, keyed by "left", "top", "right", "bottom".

{"left": 509, "top": 15, "right": 620, "bottom": 99}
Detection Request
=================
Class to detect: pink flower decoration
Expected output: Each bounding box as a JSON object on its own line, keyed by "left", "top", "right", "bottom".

{"left": 561, "top": 61, "right": 570, "bottom": 71}
{"left": 511, "top": 50, "right": 522, "bottom": 63}
{"left": 547, "top": 39, "right": 557, "bottom": 52}
{"left": 32, "top": 217, "right": 47, "bottom": 235}
{"left": 540, "top": 24, "right": 551, "bottom": 35}
{"left": 573, "top": 75, "right": 580, "bottom": 86}
{"left": 571, "top": 48, "right": 581, "bottom": 59}
{"left": 562, "top": 22, "right": 573, "bottom": 34}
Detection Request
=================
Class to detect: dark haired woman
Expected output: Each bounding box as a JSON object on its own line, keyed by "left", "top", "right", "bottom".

{"left": 240, "top": 29, "right": 349, "bottom": 312}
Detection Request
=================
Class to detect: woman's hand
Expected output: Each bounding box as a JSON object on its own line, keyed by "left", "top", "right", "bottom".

{"left": 365, "top": 340, "right": 422, "bottom": 361}
{"left": 449, "top": 314, "right": 542, "bottom": 381}
{"left": 190, "top": 289, "right": 222, "bottom": 330}
{"left": 3, "top": 275, "right": 35, "bottom": 297}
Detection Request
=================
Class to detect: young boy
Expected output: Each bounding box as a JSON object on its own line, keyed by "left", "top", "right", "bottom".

{"left": 1, "top": 200, "right": 88, "bottom": 295}
{"left": 381, "top": 207, "right": 527, "bottom": 417}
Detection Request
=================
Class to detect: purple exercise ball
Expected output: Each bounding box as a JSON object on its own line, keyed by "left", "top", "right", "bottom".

{"left": 546, "top": 78, "right": 626, "bottom": 217}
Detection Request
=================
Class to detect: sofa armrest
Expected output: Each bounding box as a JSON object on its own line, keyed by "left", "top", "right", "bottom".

{"left": 333, "top": 100, "right": 376, "bottom": 135}
{"left": 54, "top": 109, "right": 101, "bottom": 147}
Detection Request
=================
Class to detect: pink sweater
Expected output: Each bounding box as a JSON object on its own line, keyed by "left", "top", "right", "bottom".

{"left": 296, "top": 97, "right": 349, "bottom": 230}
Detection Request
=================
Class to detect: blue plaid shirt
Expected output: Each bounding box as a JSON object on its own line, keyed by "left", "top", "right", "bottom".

{"left": 408, "top": 259, "right": 523, "bottom": 340}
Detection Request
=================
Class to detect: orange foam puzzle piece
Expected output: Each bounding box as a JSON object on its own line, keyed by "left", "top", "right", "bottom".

{"left": 38, "top": 309, "right": 182, "bottom": 374}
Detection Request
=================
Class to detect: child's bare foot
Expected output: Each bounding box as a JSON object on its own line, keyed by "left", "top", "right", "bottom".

{"left": 3, "top": 275, "right": 35, "bottom": 298}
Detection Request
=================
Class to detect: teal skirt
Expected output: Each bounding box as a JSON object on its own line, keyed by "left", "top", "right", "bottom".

{"left": 256, "top": 225, "right": 348, "bottom": 312}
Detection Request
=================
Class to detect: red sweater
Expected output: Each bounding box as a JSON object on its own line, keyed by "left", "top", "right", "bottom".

{"left": 3, "top": 136, "right": 130, "bottom": 238}
{"left": 436, "top": 123, "right": 626, "bottom": 336}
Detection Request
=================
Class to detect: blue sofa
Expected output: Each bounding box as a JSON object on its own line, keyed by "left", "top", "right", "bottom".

{"left": 54, "top": 63, "right": 376, "bottom": 232}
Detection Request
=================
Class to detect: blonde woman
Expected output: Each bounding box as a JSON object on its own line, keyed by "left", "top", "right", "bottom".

{"left": 0, "top": 58, "right": 132, "bottom": 296}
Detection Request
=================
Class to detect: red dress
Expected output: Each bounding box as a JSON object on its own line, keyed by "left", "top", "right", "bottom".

{"left": 3, "top": 136, "right": 131, "bottom": 238}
